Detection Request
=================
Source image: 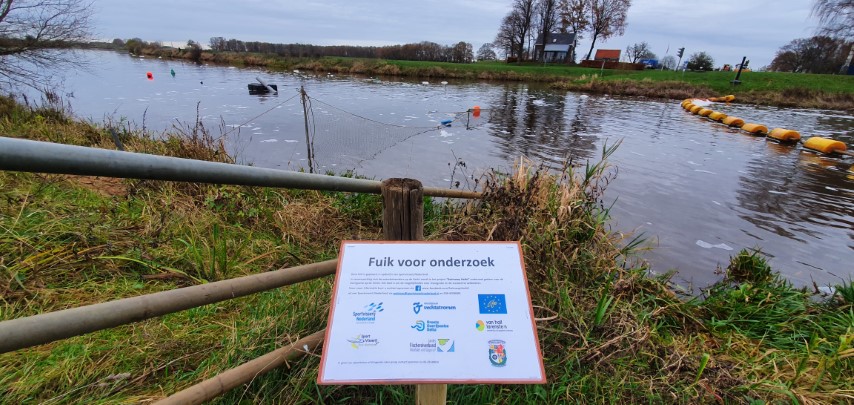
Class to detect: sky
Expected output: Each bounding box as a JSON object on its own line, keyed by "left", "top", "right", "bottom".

{"left": 94, "top": 0, "right": 819, "bottom": 69}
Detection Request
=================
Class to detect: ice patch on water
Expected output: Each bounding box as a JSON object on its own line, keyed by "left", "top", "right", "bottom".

{"left": 694, "top": 169, "right": 716, "bottom": 174}
{"left": 826, "top": 186, "right": 838, "bottom": 191}
{"left": 769, "top": 190, "right": 787, "bottom": 195}
{"left": 260, "top": 139, "right": 278, "bottom": 143}
{"left": 439, "top": 130, "right": 453, "bottom": 138}
{"left": 284, "top": 140, "right": 298, "bottom": 143}
{"left": 712, "top": 201, "right": 722, "bottom": 206}
{"left": 687, "top": 161, "right": 701, "bottom": 166}
{"left": 692, "top": 99, "right": 712, "bottom": 107}
{"left": 696, "top": 240, "right": 733, "bottom": 250}
{"left": 532, "top": 99, "right": 547, "bottom": 106}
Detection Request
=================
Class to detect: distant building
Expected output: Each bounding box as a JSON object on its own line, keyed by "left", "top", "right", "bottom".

{"left": 593, "top": 49, "right": 621, "bottom": 62}
{"left": 533, "top": 33, "right": 576, "bottom": 64}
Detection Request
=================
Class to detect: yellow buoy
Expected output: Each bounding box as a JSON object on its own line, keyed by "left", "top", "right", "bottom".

{"left": 741, "top": 123, "right": 769, "bottom": 135}
{"left": 684, "top": 103, "right": 695, "bottom": 111}
{"left": 698, "top": 108, "right": 713, "bottom": 117}
{"left": 722, "top": 116, "right": 745, "bottom": 127}
{"left": 724, "top": 95, "right": 735, "bottom": 102}
{"left": 681, "top": 100, "right": 693, "bottom": 108}
{"left": 690, "top": 105, "right": 703, "bottom": 114}
{"left": 708, "top": 111, "right": 727, "bottom": 121}
{"left": 804, "top": 137, "right": 848, "bottom": 154}
{"left": 708, "top": 97, "right": 719, "bottom": 102}
{"left": 767, "top": 128, "right": 801, "bottom": 143}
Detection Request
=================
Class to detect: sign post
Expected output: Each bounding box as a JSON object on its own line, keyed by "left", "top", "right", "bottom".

{"left": 317, "top": 241, "right": 546, "bottom": 391}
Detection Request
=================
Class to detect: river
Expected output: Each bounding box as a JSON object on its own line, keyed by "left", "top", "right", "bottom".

{"left": 22, "top": 50, "right": 854, "bottom": 291}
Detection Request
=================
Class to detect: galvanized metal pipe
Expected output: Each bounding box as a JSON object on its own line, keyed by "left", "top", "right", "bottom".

{"left": 0, "top": 137, "right": 481, "bottom": 198}
{"left": 0, "top": 260, "right": 337, "bottom": 354}
{"left": 155, "top": 329, "right": 325, "bottom": 405}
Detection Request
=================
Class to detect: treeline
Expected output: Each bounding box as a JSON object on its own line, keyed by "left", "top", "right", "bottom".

{"left": 769, "top": 36, "right": 852, "bottom": 74}
{"left": 208, "top": 37, "right": 475, "bottom": 63}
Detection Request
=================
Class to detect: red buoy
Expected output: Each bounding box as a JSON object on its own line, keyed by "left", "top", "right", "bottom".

{"left": 146, "top": 71, "right": 153, "bottom": 80}
{"left": 473, "top": 105, "right": 481, "bottom": 118}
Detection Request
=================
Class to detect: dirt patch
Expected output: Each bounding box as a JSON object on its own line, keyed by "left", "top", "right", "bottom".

{"left": 67, "top": 176, "right": 127, "bottom": 197}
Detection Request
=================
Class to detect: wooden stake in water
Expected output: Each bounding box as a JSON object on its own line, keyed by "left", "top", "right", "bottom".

{"left": 300, "top": 86, "right": 315, "bottom": 173}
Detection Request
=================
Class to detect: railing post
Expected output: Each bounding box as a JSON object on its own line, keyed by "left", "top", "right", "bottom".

{"left": 380, "top": 178, "right": 446, "bottom": 405}
{"left": 381, "top": 178, "right": 424, "bottom": 241}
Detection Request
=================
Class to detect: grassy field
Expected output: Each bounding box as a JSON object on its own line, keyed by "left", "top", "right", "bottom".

{"left": 142, "top": 47, "right": 854, "bottom": 110}
{"left": 1, "top": 97, "right": 852, "bottom": 403}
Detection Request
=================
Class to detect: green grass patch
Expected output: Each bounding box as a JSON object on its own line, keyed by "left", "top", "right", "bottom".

{"left": 1, "top": 97, "right": 852, "bottom": 403}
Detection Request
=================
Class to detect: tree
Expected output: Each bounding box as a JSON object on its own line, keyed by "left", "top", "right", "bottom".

{"left": 686, "top": 51, "right": 714, "bottom": 71}
{"left": 557, "top": 0, "right": 589, "bottom": 62}
{"left": 660, "top": 55, "right": 676, "bottom": 70}
{"left": 450, "top": 41, "right": 473, "bottom": 63}
{"left": 476, "top": 43, "right": 497, "bottom": 61}
{"left": 535, "top": 0, "right": 559, "bottom": 61}
{"left": 811, "top": 0, "right": 853, "bottom": 40}
{"left": 625, "top": 41, "right": 655, "bottom": 63}
{"left": 0, "top": 0, "right": 93, "bottom": 90}
{"left": 584, "top": 0, "right": 632, "bottom": 61}
{"left": 769, "top": 36, "right": 849, "bottom": 73}
{"left": 187, "top": 39, "right": 203, "bottom": 63}
{"left": 111, "top": 38, "right": 125, "bottom": 47}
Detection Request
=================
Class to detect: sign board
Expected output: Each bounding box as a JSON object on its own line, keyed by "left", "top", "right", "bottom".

{"left": 318, "top": 241, "right": 546, "bottom": 384}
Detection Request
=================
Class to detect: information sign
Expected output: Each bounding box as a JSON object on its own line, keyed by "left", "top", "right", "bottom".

{"left": 318, "top": 241, "right": 546, "bottom": 384}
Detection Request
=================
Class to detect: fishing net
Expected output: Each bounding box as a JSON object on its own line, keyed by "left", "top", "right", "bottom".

{"left": 306, "top": 97, "right": 492, "bottom": 172}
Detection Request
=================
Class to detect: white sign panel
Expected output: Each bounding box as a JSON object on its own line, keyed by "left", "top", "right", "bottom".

{"left": 318, "top": 241, "right": 546, "bottom": 384}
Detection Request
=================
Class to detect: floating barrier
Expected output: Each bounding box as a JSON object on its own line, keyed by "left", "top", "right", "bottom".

{"left": 741, "top": 123, "right": 769, "bottom": 135}
{"left": 708, "top": 111, "right": 727, "bottom": 121}
{"left": 767, "top": 128, "right": 801, "bottom": 143}
{"left": 679, "top": 96, "right": 852, "bottom": 158}
{"left": 804, "top": 137, "right": 848, "bottom": 154}
{"left": 722, "top": 116, "right": 745, "bottom": 127}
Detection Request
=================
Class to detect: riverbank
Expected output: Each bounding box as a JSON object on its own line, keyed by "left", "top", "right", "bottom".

{"left": 1, "top": 97, "right": 852, "bottom": 403}
{"left": 140, "top": 47, "right": 854, "bottom": 111}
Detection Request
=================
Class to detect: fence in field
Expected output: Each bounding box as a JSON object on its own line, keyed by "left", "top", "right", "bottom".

{"left": 0, "top": 136, "right": 481, "bottom": 404}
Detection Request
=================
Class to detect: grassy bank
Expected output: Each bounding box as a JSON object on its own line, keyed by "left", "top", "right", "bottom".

{"left": 143, "top": 47, "right": 854, "bottom": 111}
{"left": 1, "top": 97, "right": 852, "bottom": 403}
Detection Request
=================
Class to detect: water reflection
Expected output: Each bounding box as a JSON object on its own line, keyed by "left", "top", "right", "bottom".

{"left": 28, "top": 50, "right": 854, "bottom": 290}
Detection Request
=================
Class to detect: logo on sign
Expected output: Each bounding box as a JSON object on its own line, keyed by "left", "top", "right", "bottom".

{"left": 488, "top": 339, "right": 507, "bottom": 366}
{"left": 410, "top": 319, "right": 449, "bottom": 332}
{"left": 413, "top": 302, "right": 423, "bottom": 314}
{"left": 476, "top": 319, "right": 512, "bottom": 332}
{"left": 352, "top": 302, "right": 384, "bottom": 323}
{"left": 478, "top": 294, "right": 507, "bottom": 314}
{"left": 347, "top": 334, "right": 379, "bottom": 349}
{"left": 413, "top": 301, "right": 457, "bottom": 314}
{"left": 437, "top": 339, "right": 455, "bottom": 352}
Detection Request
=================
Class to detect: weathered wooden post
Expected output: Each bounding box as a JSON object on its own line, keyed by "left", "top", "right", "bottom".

{"left": 380, "top": 178, "right": 446, "bottom": 405}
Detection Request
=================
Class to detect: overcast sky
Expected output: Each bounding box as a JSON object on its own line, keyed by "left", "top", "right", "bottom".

{"left": 94, "top": 0, "right": 819, "bottom": 68}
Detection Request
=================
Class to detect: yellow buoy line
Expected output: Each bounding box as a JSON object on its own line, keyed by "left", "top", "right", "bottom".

{"left": 680, "top": 96, "right": 853, "bottom": 159}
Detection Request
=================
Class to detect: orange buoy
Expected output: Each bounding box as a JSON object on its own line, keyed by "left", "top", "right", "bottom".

{"left": 708, "top": 111, "right": 727, "bottom": 121}
{"left": 803, "top": 137, "right": 848, "bottom": 154}
{"left": 146, "top": 71, "right": 153, "bottom": 80}
{"left": 690, "top": 105, "right": 703, "bottom": 114}
{"left": 698, "top": 108, "right": 713, "bottom": 117}
{"left": 741, "top": 123, "right": 768, "bottom": 135}
{"left": 722, "top": 116, "right": 745, "bottom": 127}
{"left": 473, "top": 105, "right": 481, "bottom": 118}
{"left": 767, "top": 128, "right": 801, "bottom": 143}
{"left": 684, "top": 103, "right": 695, "bottom": 111}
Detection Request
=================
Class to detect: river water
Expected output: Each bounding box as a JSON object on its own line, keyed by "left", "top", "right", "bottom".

{"left": 23, "top": 50, "right": 854, "bottom": 291}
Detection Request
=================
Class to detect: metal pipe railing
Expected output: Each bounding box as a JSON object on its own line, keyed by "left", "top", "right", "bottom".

{"left": 155, "top": 329, "right": 326, "bottom": 405}
{"left": 0, "top": 259, "right": 337, "bottom": 354}
{"left": 0, "top": 137, "right": 481, "bottom": 199}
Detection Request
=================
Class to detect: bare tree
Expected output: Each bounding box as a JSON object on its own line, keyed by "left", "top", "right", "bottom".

{"left": 558, "top": 0, "right": 589, "bottom": 62}
{"left": 660, "top": 55, "right": 676, "bottom": 70}
{"left": 477, "top": 43, "right": 497, "bottom": 61}
{"left": 535, "top": 0, "right": 559, "bottom": 61}
{"left": 625, "top": 41, "right": 655, "bottom": 63}
{"left": 0, "top": 0, "right": 93, "bottom": 90}
{"left": 811, "top": 0, "right": 853, "bottom": 40}
{"left": 583, "top": 0, "right": 631, "bottom": 61}
{"left": 769, "top": 36, "right": 849, "bottom": 73}
{"left": 495, "top": 1, "right": 535, "bottom": 62}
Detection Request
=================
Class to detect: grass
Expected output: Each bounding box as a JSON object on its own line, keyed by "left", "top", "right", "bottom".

{"left": 1, "top": 96, "right": 852, "bottom": 403}
{"left": 139, "top": 47, "right": 854, "bottom": 110}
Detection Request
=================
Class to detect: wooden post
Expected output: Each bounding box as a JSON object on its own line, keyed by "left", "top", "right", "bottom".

{"left": 380, "top": 178, "right": 446, "bottom": 405}
{"left": 300, "top": 86, "right": 315, "bottom": 173}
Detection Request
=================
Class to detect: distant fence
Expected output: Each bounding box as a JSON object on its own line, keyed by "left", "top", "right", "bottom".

{"left": 0, "top": 136, "right": 481, "bottom": 404}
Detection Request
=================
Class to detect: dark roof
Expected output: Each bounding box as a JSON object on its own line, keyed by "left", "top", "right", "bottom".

{"left": 534, "top": 32, "right": 576, "bottom": 46}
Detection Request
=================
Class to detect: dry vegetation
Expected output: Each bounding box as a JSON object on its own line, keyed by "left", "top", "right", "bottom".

{"left": 0, "top": 96, "right": 852, "bottom": 403}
